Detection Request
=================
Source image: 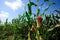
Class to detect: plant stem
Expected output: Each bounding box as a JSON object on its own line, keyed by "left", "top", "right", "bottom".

{"left": 36, "top": 29, "right": 40, "bottom": 40}
{"left": 28, "top": 31, "right": 31, "bottom": 40}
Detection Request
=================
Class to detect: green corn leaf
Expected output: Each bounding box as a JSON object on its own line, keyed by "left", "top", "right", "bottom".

{"left": 6, "top": 19, "right": 8, "bottom": 24}
{"left": 44, "top": 0, "right": 49, "bottom": 2}
{"left": 26, "top": 12, "right": 30, "bottom": 20}
{"left": 48, "top": 2, "right": 55, "bottom": 7}
{"left": 37, "top": 9, "right": 40, "bottom": 16}
{"left": 5, "top": 19, "right": 8, "bottom": 26}
{"left": 44, "top": 7, "right": 49, "bottom": 13}
{"left": 47, "top": 27, "right": 54, "bottom": 32}
{"left": 40, "top": 13, "right": 45, "bottom": 16}
{"left": 28, "top": 2, "right": 37, "bottom": 16}
{"left": 28, "top": 3, "right": 31, "bottom": 16}
{"left": 0, "top": 20, "right": 2, "bottom": 24}
{"left": 30, "top": 2, "right": 37, "bottom": 6}
{"left": 47, "top": 24, "right": 60, "bottom": 32}
{"left": 55, "top": 24, "right": 60, "bottom": 27}
{"left": 55, "top": 10, "right": 60, "bottom": 14}
{"left": 43, "top": 2, "right": 55, "bottom": 13}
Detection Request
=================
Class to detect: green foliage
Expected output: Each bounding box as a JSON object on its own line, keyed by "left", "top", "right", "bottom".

{"left": 0, "top": 0, "right": 60, "bottom": 40}
{"left": 28, "top": 2, "right": 37, "bottom": 16}
{"left": 55, "top": 10, "right": 60, "bottom": 14}
{"left": 43, "top": 2, "right": 55, "bottom": 13}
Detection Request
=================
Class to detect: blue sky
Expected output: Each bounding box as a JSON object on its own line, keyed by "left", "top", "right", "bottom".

{"left": 0, "top": 0, "right": 60, "bottom": 22}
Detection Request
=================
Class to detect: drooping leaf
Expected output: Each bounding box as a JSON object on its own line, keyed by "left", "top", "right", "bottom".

{"left": 47, "top": 27, "right": 54, "bottom": 32}
{"left": 55, "top": 10, "right": 60, "bottom": 14}
{"left": 43, "top": 2, "right": 55, "bottom": 13}
{"left": 47, "top": 24, "right": 60, "bottom": 32}
{"left": 28, "top": 2, "right": 37, "bottom": 16}
{"left": 30, "top": 2, "right": 37, "bottom": 6}
{"left": 48, "top": 2, "right": 55, "bottom": 7}
{"left": 55, "top": 24, "right": 60, "bottom": 27}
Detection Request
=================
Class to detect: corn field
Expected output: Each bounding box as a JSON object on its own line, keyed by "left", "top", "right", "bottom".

{"left": 0, "top": 0, "right": 60, "bottom": 40}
